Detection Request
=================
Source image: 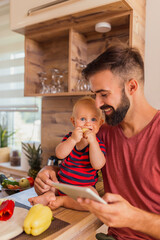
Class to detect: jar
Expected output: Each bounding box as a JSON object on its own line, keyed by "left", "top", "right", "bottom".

{"left": 10, "top": 150, "right": 20, "bottom": 166}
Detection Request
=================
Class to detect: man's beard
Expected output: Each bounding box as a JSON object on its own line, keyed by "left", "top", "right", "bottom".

{"left": 100, "top": 88, "right": 130, "bottom": 126}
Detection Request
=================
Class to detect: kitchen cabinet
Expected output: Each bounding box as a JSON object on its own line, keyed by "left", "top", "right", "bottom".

{"left": 10, "top": 0, "right": 119, "bottom": 33}
{"left": 10, "top": 0, "right": 146, "bottom": 98}
{"left": 10, "top": 0, "right": 146, "bottom": 163}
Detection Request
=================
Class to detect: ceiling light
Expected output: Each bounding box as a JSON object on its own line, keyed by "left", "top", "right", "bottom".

{"left": 95, "top": 22, "right": 111, "bottom": 33}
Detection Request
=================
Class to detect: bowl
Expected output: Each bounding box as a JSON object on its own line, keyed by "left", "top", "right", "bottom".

{"left": 1, "top": 186, "right": 31, "bottom": 197}
{"left": 1, "top": 188, "right": 20, "bottom": 197}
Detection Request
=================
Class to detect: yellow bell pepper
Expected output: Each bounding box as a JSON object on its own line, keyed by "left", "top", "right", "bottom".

{"left": 23, "top": 204, "right": 53, "bottom": 236}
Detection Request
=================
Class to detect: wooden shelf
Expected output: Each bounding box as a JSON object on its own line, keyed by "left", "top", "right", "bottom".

{"left": 24, "top": 3, "right": 130, "bottom": 97}
{"left": 25, "top": 91, "right": 93, "bottom": 97}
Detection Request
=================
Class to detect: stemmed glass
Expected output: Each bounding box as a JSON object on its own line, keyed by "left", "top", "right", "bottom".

{"left": 75, "top": 62, "right": 89, "bottom": 91}
{"left": 56, "top": 74, "right": 64, "bottom": 92}
{"left": 50, "top": 68, "right": 60, "bottom": 93}
{"left": 38, "top": 72, "right": 48, "bottom": 94}
{"left": 51, "top": 68, "right": 65, "bottom": 93}
{"left": 38, "top": 68, "right": 66, "bottom": 94}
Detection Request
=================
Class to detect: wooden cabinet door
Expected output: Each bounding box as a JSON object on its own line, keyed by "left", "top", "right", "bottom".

{"left": 10, "top": 0, "right": 119, "bottom": 33}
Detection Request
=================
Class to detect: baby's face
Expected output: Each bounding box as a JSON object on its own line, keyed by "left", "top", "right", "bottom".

{"left": 73, "top": 104, "right": 102, "bottom": 134}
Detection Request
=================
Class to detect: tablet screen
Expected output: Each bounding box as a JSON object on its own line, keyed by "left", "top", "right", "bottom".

{"left": 52, "top": 182, "right": 107, "bottom": 204}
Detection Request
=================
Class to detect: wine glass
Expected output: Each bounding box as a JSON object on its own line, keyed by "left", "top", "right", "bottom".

{"left": 38, "top": 72, "right": 48, "bottom": 94}
{"left": 50, "top": 68, "right": 60, "bottom": 93}
{"left": 56, "top": 74, "right": 64, "bottom": 92}
{"left": 75, "top": 63, "right": 88, "bottom": 91}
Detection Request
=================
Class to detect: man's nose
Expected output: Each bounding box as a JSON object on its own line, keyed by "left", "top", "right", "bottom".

{"left": 95, "top": 96, "right": 104, "bottom": 109}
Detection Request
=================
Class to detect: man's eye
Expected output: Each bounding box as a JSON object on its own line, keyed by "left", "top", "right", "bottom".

{"left": 101, "top": 93, "right": 108, "bottom": 97}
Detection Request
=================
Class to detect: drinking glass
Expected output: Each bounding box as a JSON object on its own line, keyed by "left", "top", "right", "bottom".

{"left": 56, "top": 74, "right": 64, "bottom": 92}
{"left": 75, "top": 63, "right": 88, "bottom": 91}
{"left": 38, "top": 72, "right": 48, "bottom": 94}
{"left": 50, "top": 68, "right": 60, "bottom": 93}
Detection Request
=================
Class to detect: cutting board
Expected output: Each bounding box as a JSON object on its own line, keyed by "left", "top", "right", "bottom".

{"left": 13, "top": 217, "right": 70, "bottom": 240}
{"left": 0, "top": 207, "right": 28, "bottom": 240}
{"left": 0, "top": 201, "right": 70, "bottom": 240}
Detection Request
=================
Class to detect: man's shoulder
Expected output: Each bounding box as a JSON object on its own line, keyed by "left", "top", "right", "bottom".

{"left": 150, "top": 110, "right": 160, "bottom": 130}
{"left": 156, "top": 110, "right": 160, "bottom": 121}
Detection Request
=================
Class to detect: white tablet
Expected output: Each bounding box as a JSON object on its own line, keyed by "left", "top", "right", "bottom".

{"left": 52, "top": 182, "right": 107, "bottom": 204}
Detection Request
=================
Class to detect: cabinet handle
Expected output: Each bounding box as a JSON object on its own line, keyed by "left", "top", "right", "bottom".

{"left": 27, "top": 0, "right": 70, "bottom": 16}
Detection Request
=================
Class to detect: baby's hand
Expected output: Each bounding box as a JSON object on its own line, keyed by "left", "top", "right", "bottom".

{"left": 71, "top": 127, "right": 83, "bottom": 143}
{"left": 83, "top": 130, "right": 97, "bottom": 144}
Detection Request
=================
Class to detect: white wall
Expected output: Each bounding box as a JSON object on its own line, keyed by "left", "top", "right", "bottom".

{"left": 145, "top": 0, "right": 160, "bottom": 109}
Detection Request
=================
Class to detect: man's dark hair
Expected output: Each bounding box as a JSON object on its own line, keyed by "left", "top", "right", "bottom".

{"left": 83, "top": 42, "right": 144, "bottom": 85}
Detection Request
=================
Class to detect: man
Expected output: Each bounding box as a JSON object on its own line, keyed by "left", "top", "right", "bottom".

{"left": 34, "top": 43, "right": 160, "bottom": 240}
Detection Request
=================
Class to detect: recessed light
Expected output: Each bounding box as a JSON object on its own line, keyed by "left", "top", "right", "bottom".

{"left": 95, "top": 22, "right": 111, "bottom": 33}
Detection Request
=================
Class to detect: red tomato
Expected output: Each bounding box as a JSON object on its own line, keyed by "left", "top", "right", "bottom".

{"left": 26, "top": 176, "right": 34, "bottom": 187}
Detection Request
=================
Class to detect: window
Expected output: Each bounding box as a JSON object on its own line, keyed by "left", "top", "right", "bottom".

{"left": 0, "top": 3, "right": 41, "bottom": 151}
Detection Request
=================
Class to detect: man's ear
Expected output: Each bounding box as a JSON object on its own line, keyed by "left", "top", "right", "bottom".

{"left": 70, "top": 117, "right": 75, "bottom": 126}
{"left": 126, "top": 79, "right": 138, "bottom": 95}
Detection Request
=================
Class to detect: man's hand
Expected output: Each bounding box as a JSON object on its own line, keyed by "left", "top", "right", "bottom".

{"left": 77, "top": 193, "right": 160, "bottom": 239}
{"left": 34, "top": 166, "right": 58, "bottom": 195}
{"left": 77, "top": 193, "right": 136, "bottom": 229}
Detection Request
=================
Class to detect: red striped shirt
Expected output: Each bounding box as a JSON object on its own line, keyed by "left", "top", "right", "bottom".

{"left": 57, "top": 132, "right": 106, "bottom": 188}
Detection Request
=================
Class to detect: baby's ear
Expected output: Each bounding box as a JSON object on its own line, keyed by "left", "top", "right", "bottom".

{"left": 70, "top": 117, "right": 75, "bottom": 126}
{"left": 100, "top": 118, "right": 104, "bottom": 126}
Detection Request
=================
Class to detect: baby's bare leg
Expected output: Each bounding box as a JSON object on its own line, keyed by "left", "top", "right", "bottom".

{"left": 48, "top": 186, "right": 99, "bottom": 211}
{"left": 28, "top": 191, "right": 56, "bottom": 206}
{"left": 48, "top": 195, "right": 87, "bottom": 211}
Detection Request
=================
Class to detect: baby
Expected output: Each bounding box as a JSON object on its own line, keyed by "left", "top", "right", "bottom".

{"left": 29, "top": 96, "right": 106, "bottom": 211}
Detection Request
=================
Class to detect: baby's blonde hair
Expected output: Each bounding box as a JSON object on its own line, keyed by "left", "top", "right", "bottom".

{"left": 72, "top": 96, "right": 102, "bottom": 118}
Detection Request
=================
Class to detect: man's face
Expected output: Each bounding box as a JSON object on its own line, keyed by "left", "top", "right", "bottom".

{"left": 100, "top": 87, "right": 130, "bottom": 125}
{"left": 90, "top": 70, "right": 130, "bottom": 126}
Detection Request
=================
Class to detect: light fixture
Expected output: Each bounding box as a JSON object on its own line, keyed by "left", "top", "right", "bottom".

{"left": 95, "top": 22, "right": 111, "bottom": 33}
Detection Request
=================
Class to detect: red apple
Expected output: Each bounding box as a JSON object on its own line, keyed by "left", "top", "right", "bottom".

{"left": 26, "top": 176, "right": 34, "bottom": 187}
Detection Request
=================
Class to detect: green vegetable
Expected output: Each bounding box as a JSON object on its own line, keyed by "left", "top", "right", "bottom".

{"left": 1, "top": 179, "right": 19, "bottom": 188}
{"left": 0, "top": 174, "right": 7, "bottom": 184}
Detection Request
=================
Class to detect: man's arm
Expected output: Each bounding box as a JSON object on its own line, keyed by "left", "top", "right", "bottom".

{"left": 77, "top": 193, "right": 160, "bottom": 239}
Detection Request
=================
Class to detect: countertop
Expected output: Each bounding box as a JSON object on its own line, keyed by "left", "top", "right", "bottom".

{"left": 1, "top": 181, "right": 107, "bottom": 240}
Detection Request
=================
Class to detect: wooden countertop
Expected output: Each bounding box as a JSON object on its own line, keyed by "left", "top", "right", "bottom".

{"left": 2, "top": 181, "right": 106, "bottom": 240}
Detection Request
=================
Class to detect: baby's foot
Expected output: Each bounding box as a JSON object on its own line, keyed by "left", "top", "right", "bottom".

{"left": 48, "top": 196, "right": 64, "bottom": 210}
{"left": 28, "top": 193, "right": 56, "bottom": 206}
{"left": 28, "top": 195, "right": 48, "bottom": 206}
